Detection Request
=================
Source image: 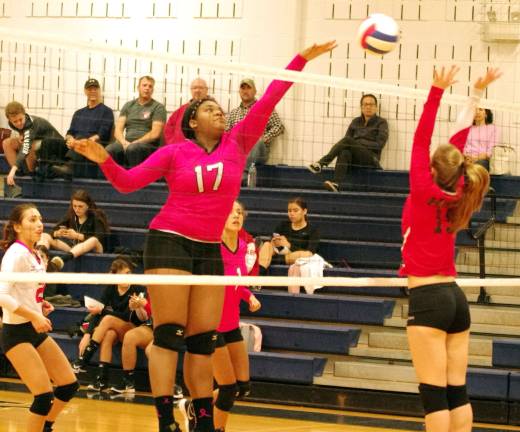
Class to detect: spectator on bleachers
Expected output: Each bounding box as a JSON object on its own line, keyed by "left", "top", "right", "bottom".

{"left": 163, "top": 78, "right": 209, "bottom": 145}
{"left": 106, "top": 75, "right": 167, "bottom": 167}
{"left": 72, "top": 257, "right": 149, "bottom": 392}
{"left": 226, "top": 78, "right": 285, "bottom": 179}
{"left": 464, "top": 108, "right": 500, "bottom": 171}
{"left": 308, "top": 94, "right": 389, "bottom": 192}
{"left": 258, "top": 197, "right": 320, "bottom": 275}
{"left": 110, "top": 327, "right": 184, "bottom": 400}
{"left": 3, "top": 101, "right": 64, "bottom": 186}
{"left": 51, "top": 78, "right": 114, "bottom": 179}
{"left": 38, "top": 189, "right": 109, "bottom": 265}
{"left": 108, "top": 320, "right": 153, "bottom": 395}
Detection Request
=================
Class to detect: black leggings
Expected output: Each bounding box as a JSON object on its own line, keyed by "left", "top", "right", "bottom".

{"left": 318, "top": 136, "right": 380, "bottom": 183}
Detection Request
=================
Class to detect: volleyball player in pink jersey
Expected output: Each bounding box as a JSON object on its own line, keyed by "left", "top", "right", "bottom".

{"left": 72, "top": 41, "right": 336, "bottom": 432}
{"left": 211, "top": 201, "right": 260, "bottom": 432}
{"left": 400, "top": 66, "right": 500, "bottom": 432}
{"left": 0, "top": 204, "right": 78, "bottom": 432}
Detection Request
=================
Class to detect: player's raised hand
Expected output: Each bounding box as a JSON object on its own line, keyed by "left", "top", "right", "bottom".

{"left": 433, "top": 65, "right": 460, "bottom": 89}
{"left": 300, "top": 40, "right": 338, "bottom": 61}
{"left": 71, "top": 139, "right": 109, "bottom": 164}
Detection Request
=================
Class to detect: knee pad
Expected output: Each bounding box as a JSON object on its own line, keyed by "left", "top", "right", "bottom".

{"left": 215, "top": 383, "right": 238, "bottom": 412}
{"left": 418, "top": 383, "right": 448, "bottom": 415}
{"left": 447, "top": 384, "right": 469, "bottom": 410}
{"left": 153, "top": 324, "right": 185, "bottom": 352}
{"left": 236, "top": 380, "right": 251, "bottom": 399}
{"left": 185, "top": 330, "right": 217, "bottom": 355}
{"left": 54, "top": 381, "right": 79, "bottom": 402}
{"left": 30, "top": 392, "right": 54, "bottom": 416}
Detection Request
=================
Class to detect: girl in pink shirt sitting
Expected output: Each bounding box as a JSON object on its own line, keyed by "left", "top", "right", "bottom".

{"left": 464, "top": 107, "right": 500, "bottom": 171}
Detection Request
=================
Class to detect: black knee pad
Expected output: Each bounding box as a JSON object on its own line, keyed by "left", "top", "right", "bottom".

{"left": 54, "top": 381, "right": 79, "bottom": 402}
{"left": 215, "top": 383, "right": 238, "bottom": 412}
{"left": 447, "top": 384, "right": 469, "bottom": 410}
{"left": 418, "top": 383, "right": 448, "bottom": 415}
{"left": 30, "top": 392, "right": 54, "bottom": 416}
{"left": 236, "top": 380, "right": 251, "bottom": 399}
{"left": 185, "top": 330, "right": 217, "bottom": 355}
{"left": 153, "top": 323, "right": 185, "bottom": 352}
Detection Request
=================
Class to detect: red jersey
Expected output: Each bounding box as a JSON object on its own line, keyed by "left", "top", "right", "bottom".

{"left": 399, "top": 86, "right": 483, "bottom": 277}
{"left": 101, "top": 55, "right": 307, "bottom": 242}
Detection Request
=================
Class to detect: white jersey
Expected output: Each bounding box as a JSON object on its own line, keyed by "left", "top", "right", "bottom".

{"left": 0, "top": 241, "right": 45, "bottom": 324}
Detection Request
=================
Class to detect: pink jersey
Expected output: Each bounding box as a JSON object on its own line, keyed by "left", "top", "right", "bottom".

{"left": 101, "top": 55, "right": 307, "bottom": 242}
{"left": 218, "top": 237, "right": 254, "bottom": 333}
{"left": 400, "top": 86, "right": 483, "bottom": 277}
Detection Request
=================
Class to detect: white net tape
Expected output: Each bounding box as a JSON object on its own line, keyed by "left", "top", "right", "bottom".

{"left": 0, "top": 272, "right": 518, "bottom": 287}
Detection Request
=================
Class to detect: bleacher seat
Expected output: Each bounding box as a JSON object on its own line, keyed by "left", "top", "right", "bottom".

{"left": 241, "top": 290, "right": 394, "bottom": 325}
{"left": 247, "top": 319, "right": 361, "bottom": 354}
{"left": 492, "top": 338, "right": 520, "bottom": 368}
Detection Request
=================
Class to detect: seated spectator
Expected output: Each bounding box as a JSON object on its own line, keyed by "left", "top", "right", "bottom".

{"left": 72, "top": 257, "right": 149, "bottom": 392}
{"left": 110, "top": 327, "right": 184, "bottom": 401}
{"left": 308, "top": 94, "right": 389, "bottom": 192}
{"left": 38, "top": 189, "right": 109, "bottom": 264}
{"left": 3, "top": 101, "right": 64, "bottom": 186}
{"left": 109, "top": 322, "right": 153, "bottom": 395}
{"left": 258, "top": 197, "right": 320, "bottom": 275}
{"left": 106, "top": 75, "right": 166, "bottom": 167}
{"left": 163, "top": 77, "right": 209, "bottom": 144}
{"left": 52, "top": 78, "right": 114, "bottom": 178}
{"left": 226, "top": 78, "right": 284, "bottom": 179}
{"left": 464, "top": 107, "right": 499, "bottom": 171}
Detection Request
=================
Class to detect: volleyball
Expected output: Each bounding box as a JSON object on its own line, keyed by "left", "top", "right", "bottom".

{"left": 357, "top": 14, "right": 400, "bottom": 55}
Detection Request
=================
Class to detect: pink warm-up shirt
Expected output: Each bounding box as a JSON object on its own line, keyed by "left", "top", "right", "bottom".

{"left": 218, "top": 237, "right": 253, "bottom": 332}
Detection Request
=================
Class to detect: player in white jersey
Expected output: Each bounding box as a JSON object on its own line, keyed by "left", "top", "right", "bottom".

{"left": 0, "top": 204, "right": 78, "bottom": 432}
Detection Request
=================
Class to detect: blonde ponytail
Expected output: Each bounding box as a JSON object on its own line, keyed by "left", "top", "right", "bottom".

{"left": 447, "top": 160, "right": 490, "bottom": 232}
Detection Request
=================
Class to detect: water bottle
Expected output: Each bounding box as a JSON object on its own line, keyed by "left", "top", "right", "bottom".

{"left": 247, "top": 163, "right": 257, "bottom": 188}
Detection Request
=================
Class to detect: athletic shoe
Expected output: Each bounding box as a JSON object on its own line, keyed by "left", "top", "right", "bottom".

{"left": 307, "top": 162, "right": 322, "bottom": 174}
{"left": 173, "top": 384, "right": 183, "bottom": 400}
{"left": 110, "top": 377, "right": 136, "bottom": 395}
{"left": 51, "top": 163, "right": 73, "bottom": 179}
{"left": 178, "top": 398, "right": 196, "bottom": 432}
{"left": 87, "top": 378, "right": 108, "bottom": 392}
{"left": 323, "top": 180, "right": 339, "bottom": 192}
{"left": 71, "top": 359, "right": 86, "bottom": 374}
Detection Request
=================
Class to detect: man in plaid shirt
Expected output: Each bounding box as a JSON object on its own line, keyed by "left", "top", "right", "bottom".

{"left": 226, "top": 78, "right": 285, "bottom": 178}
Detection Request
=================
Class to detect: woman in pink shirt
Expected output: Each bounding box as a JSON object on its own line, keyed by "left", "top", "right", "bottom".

{"left": 401, "top": 66, "right": 500, "bottom": 432}
{"left": 72, "top": 41, "right": 336, "bottom": 432}
{"left": 464, "top": 108, "right": 500, "bottom": 171}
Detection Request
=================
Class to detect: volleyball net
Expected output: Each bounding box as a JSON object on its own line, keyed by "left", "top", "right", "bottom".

{"left": 0, "top": 27, "right": 519, "bottom": 177}
{"left": 0, "top": 29, "right": 520, "bottom": 279}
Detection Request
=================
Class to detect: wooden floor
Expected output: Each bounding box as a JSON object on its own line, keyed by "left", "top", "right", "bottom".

{"left": 1, "top": 387, "right": 520, "bottom": 432}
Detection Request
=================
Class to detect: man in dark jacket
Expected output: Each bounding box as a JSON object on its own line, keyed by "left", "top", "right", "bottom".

{"left": 308, "top": 94, "right": 389, "bottom": 192}
{"left": 3, "top": 101, "right": 64, "bottom": 186}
